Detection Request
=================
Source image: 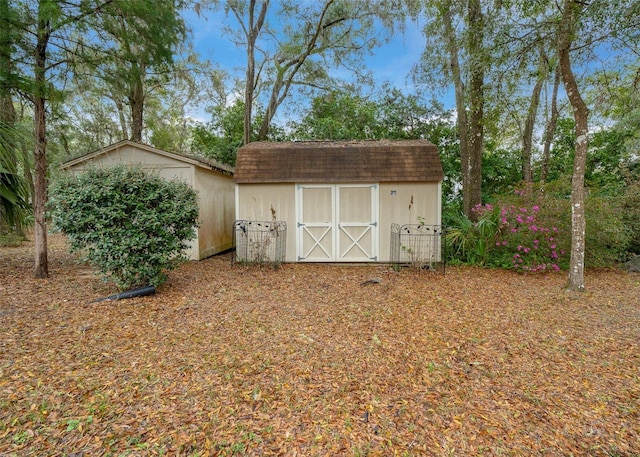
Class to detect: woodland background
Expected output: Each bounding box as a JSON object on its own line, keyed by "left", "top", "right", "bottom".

{"left": 1, "top": 2, "right": 640, "bottom": 454}
{"left": 0, "top": 2, "right": 639, "bottom": 286}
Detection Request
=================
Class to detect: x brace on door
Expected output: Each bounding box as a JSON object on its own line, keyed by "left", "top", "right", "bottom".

{"left": 339, "top": 223, "right": 377, "bottom": 260}
{"left": 298, "top": 224, "right": 331, "bottom": 261}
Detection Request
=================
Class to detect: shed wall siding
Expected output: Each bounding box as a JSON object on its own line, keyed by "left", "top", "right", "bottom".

{"left": 236, "top": 183, "right": 297, "bottom": 262}
{"left": 74, "top": 145, "right": 192, "bottom": 169}
{"left": 378, "top": 182, "right": 441, "bottom": 262}
{"left": 237, "top": 181, "right": 441, "bottom": 263}
{"left": 194, "top": 167, "right": 235, "bottom": 258}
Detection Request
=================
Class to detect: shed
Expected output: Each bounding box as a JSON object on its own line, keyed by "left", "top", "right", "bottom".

{"left": 234, "top": 140, "right": 443, "bottom": 262}
{"left": 61, "top": 140, "right": 235, "bottom": 260}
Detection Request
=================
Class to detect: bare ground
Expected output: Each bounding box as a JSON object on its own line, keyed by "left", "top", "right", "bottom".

{"left": 1, "top": 235, "right": 639, "bottom": 456}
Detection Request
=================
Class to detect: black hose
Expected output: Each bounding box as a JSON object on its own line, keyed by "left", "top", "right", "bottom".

{"left": 90, "top": 285, "right": 156, "bottom": 303}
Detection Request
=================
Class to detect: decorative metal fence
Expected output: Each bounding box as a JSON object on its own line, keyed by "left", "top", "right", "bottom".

{"left": 232, "top": 220, "right": 287, "bottom": 266}
{"left": 390, "top": 223, "right": 446, "bottom": 274}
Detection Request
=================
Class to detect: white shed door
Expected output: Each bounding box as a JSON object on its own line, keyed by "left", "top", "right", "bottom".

{"left": 296, "top": 184, "right": 378, "bottom": 262}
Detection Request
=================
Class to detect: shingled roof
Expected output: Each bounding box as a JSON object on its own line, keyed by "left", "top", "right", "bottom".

{"left": 234, "top": 140, "right": 443, "bottom": 183}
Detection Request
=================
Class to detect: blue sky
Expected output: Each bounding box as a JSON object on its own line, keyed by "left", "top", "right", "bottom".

{"left": 182, "top": 8, "right": 445, "bottom": 121}
{"left": 181, "top": 4, "right": 633, "bottom": 129}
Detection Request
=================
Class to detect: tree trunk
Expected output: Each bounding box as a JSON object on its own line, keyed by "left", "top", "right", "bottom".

{"left": 113, "top": 97, "right": 128, "bottom": 139}
{"left": 0, "top": 0, "right": 16, "bottom": 124}
{"left": 244, "top": 43, "right": 254, "bottom": 145}
{"left": 441, "top": 1, "right": 471, "bottom": 216}
{"left": 522, "top": 46, "right": 547, "bottom": 182}
{"left": 466, "top": 0, "right": 484, "bottom": 218}
{"left": 258, "top": 70, "right": 287, "bottom": 141}
{"left": 540, "top": 66, "right": 561, "bottom": 182}
{"left": 33, "top": 5, "right": 50, "bottom": 278}
{"left": 1, "top": 0, "right": 22, "bottom": 238}
{"left": 0, "top": 92, "right": 15, "bottom": 124}
{"left": 257, "top": 0, "right": 337, "bottom": 141}
{"left": 129, "top": 72, "right": 144, "bottom": 142}
{"left": 242, "top": 0, "right": 269, "bottom": 145}
{"left": 558, "top": 0, "right": 588, "bottom": 292}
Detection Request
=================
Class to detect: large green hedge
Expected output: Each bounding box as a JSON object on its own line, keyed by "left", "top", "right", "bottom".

{"left": 49, "top": 166, "right": 199, "bottom": 290}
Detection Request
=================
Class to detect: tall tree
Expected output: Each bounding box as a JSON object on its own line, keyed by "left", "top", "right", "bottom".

{"left": 418, "top": 0, "right": 490, "bottom": 218}
{"left": 465, "top": 0, "right": 484, "bottom": 216}
{"left": 191, "top": 98, "right": 251, "bottom": 166}
{"left": 487, "top": 3, "right": 559, "bottom": 185}
{"left": 218, "top": 0, "right": 401, "bottom": 142}
{"left": 87, "top": 0, "right": 187, "bottom": 142}
{"left": 0, "top": 0, "right": 17, "bottom": 126}
{"left": 291, "top": 85, "right": 453, "bottom": 142}
{"left": 32, "top": 0, "right": 57, "bottom": 277}
{"left": 292, "top": 88, "right": 379, "bottom": 140}
{"left": 540, "top": 66, "right": 562, "bottom": 182}
{"left": 521, "top": 44, "right": 549, "bottom": 182}
{"left": 553, "top": 0, "right": 639, "bottom": 288}
{"left": 224, "top": 0, "right": 269, "bottom": 145}
{"left": 0, "top": 0, "right": 30, "bottom": 233}
{"left": 56, "top": 80, "right": 123, "bottom": 154}
{"left": 557, "top": 0, "right": 588, "bottom": 291}
{"left": 63, "top": 55, "right": 207, "bottom": 154}
{"left": 586, "top": 62, "right": 640, "bottom": 175}
{"left": 30, "top": 0, "right": 112, "bottom": 277}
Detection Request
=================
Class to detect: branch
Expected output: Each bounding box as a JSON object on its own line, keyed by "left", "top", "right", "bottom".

{"left": 51, "top": 0, "right": 116, "bottom": 34}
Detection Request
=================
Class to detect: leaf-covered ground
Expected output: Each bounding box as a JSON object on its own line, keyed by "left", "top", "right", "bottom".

{"left": 1, "top": 235, "right": 639, "bottom": 456}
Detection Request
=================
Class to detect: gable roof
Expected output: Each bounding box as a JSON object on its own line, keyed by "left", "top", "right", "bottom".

{"left": 60, "top": 139, "right": 234, "bottom": 176}
{"left": 234, "top": 140, "right": 443, "bottom": 183}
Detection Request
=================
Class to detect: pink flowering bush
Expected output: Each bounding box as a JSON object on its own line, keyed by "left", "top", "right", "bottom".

{"left": 499, "top": 181, "right": 631, "bottom": 268}
{"left": 446, "top": 180, "right": 630, "bottom": 270}
{"left": 492, "top": 204, "right": 566, "bottom": 272}
{"left": 446, "top": 200, "right": 568, "bottom": 272}
{"left": 490, "top": 183, "right": 572, "bottom": 272}
{"left": 446, "top": 183, "right": 571, "bottom": 271}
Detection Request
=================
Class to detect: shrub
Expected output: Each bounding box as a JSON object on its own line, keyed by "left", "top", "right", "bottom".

{"left": 49, "top": 166, "right": 199, "bottom": 290}
{"left": 442, "top": 179, "right": 633, "bottom": 270}
{"left": 622, "top": 179, "right": 640, "bottom": 255}
{"left": 446, "top": 200, "right": 569, "bottom": 272}
{"left": 584, "top": 195, "right": 631, "bottom": 266}
{"left": 476, "top": 181, "right": 630, "bottom": 270}
{"left": 445, "top": 184, "right": 570, "bottom": 271}
{"left": 492, "top": 203, "right": 567, "bottom": 272}
{"left": 446, "top": 204, "right": 501, "bottom": 266}
{"left": 503, "top": 181, "right": 633, "bottom": 267}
